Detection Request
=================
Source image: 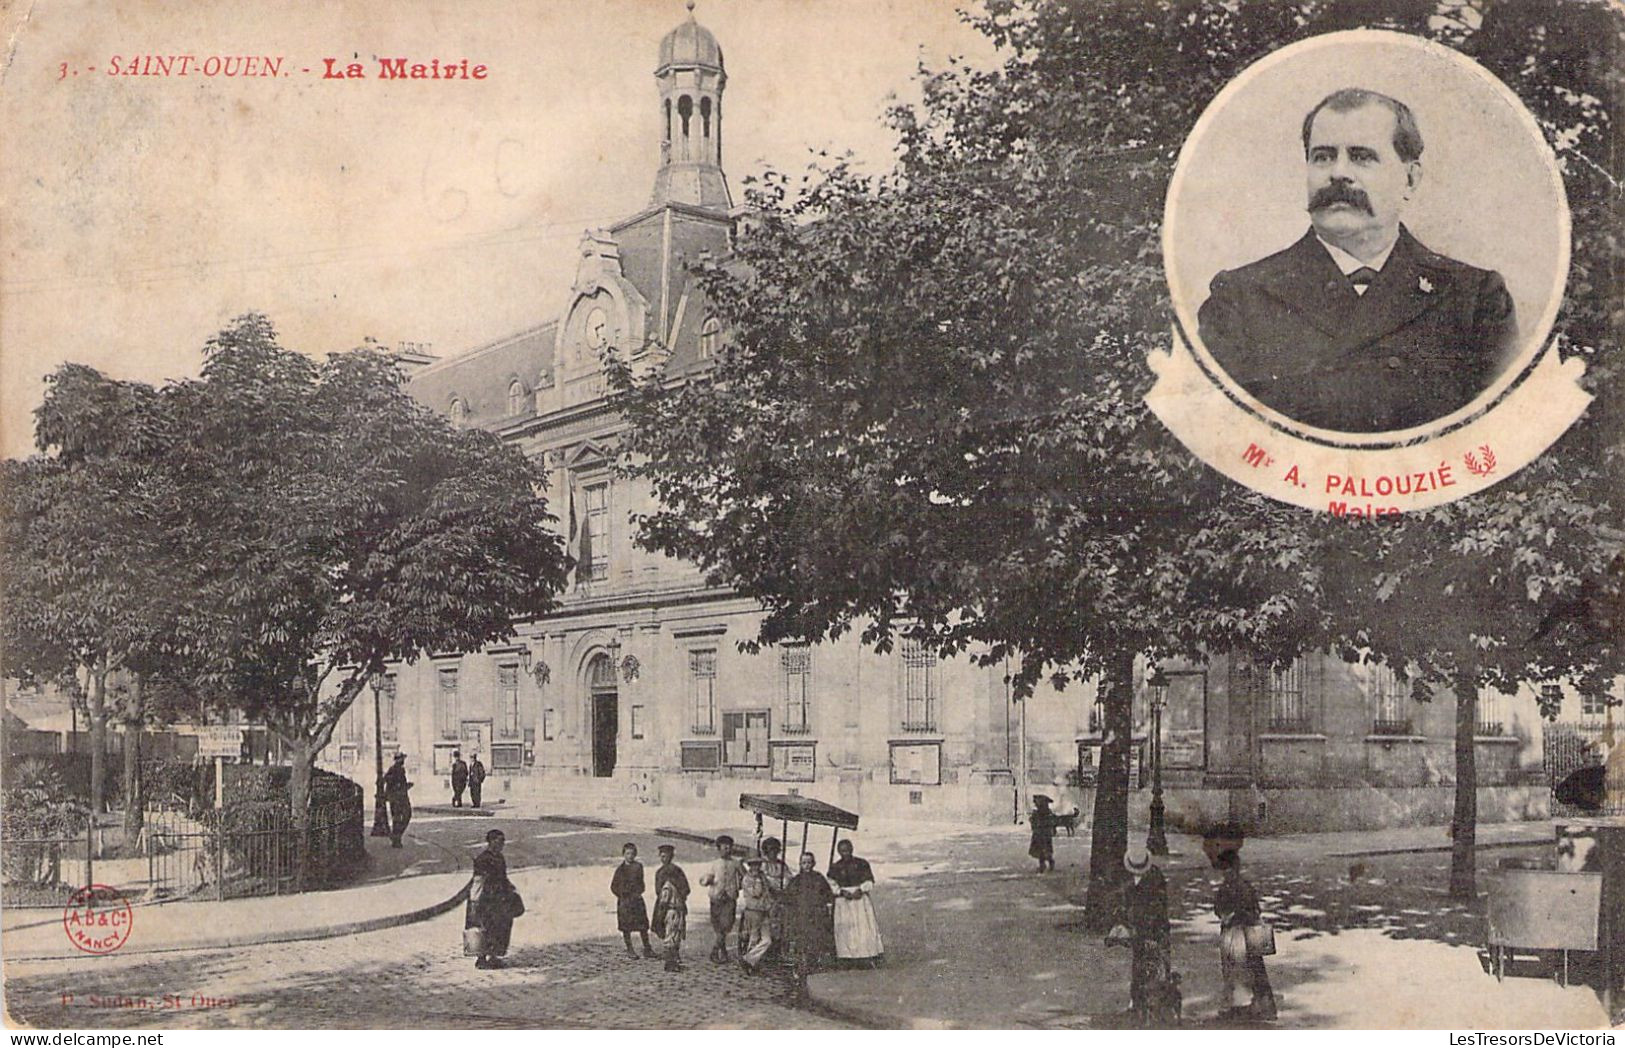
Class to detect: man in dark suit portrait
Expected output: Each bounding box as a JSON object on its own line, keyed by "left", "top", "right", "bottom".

{"left": 1196, "top": 88, "right": 1520, "bottom": 433}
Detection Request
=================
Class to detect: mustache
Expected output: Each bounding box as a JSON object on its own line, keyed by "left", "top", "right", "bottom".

{"left": 1308, "top": 183, "right": 1374, "bottom": 215}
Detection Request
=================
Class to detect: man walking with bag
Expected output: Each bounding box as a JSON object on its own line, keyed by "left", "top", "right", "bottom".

{"left": 1205, "top": 824, "right": 1276, "bottom": 1023}
{"left": 465, "top": 828, "right": 523, "bottom": 970}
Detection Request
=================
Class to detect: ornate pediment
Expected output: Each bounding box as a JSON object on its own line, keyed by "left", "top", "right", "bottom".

{"left": 551, "top": 230, "right": 651, "bottom": 410}
{"left": 564, "top": 438, "right": 615, "bottom": 471}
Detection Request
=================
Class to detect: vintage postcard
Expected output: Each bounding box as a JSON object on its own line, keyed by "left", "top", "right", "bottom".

{"left": 2, "top": 0, "right": 1621, "bottom": 1036}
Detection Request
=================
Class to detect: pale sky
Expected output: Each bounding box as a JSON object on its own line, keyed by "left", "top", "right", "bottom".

{"left": 0, "top": 0, "right": 998, "bottom": 458}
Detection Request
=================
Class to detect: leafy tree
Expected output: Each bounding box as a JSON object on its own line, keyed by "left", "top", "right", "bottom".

{"left": 612, "top": 0, "right": 1357, "bottom": 922}
{"left": 0, "top": 758, "right": 90, "bottom": 887}
{"left": 1, "top": 366, "right": 181, "bottom": 817}
{"left": 614, "top": 0, "right": 1623, "bottom": 916}
{"left": 1331, "top": 461, "right": 1621, "bottom": 899}
{"left": 6, "top": 315, "right": 572, "bottom": 870}
{"left": 1330, "top": 0, "right": 1625, "bottom": 898}
{"left": 165, "top": 315, "right": 571, "bottom": 840}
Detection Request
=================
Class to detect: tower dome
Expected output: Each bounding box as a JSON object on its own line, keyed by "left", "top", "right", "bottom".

{"left": 650, "top": 1, "right": 732, "bottom": 211}
{"left": 657, "top": 3, "right": 723, "bottom": 74}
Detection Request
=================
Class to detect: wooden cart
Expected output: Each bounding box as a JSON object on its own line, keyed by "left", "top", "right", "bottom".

{"left": 1486, "top": 817, "right": 1624, "bottom": 1012}
{"left": 1487, "top": 867, "right": 1602, "bottom": 986}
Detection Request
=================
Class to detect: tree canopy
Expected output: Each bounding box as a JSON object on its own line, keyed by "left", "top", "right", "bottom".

{"left": 4, "top": 314, "right": 573, "bottom": 821}
{"left": 613, "top": 0, "right": 1624, "bottom": 908}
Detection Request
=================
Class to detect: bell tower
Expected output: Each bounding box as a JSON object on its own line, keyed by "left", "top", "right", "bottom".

{"left": 651, "top": 1, "right": 732, "bottom": 210}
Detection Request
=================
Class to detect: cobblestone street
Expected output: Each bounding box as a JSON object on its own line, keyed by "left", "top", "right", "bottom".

{"left": 4, "top": 908, "right": 850, "bottom": 1030}
{"left": 6, "top": 816, "right": 1617, "bottom": 1030}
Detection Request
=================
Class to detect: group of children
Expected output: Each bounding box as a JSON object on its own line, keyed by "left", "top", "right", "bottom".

{"left": 610, "top": 833, "right": 880, "bottom": 999}
{"left": 610, "top": 836, "right": 797, "bottom": 975}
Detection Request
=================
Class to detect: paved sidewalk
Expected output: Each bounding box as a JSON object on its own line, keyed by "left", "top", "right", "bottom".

{"left": 1, "top": 832, "right": 471, "bottom": 961}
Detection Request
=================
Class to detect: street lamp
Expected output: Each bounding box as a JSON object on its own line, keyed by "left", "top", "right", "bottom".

{"left": 369, "top": 673, "right": 391, "bottom": 838}
{"left": 1146, "top": 668, "right": 1169, "bottom": 857}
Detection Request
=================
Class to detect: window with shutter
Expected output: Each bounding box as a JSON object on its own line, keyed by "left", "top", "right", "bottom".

{"left": 498, "top": 663, "right": 520, "bottom": 738}
{"left": 380, "top": 673, "right": 398, "bottom": 742}
{"left": 690, "top": 649, "right": 717, "bottom": 734}
{"left": 781, "top": 644, "right": 812, "bottom": 734}
{"left": 584, "top": 483, "right": 610, "bottom": 581}
{"left": 437, "top": 666, "right": 460, "bottom": 739}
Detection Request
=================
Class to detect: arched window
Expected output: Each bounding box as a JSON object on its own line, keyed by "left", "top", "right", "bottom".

{"left": 678, "top": 95, "right": 692, "bottom": 138}
{"left": 508, "top": 380, "right": 525, "bottom": 416}
{"left": 699, "top": 316, "right": 721, "bottom": 359}
{"left": 700, "top": 97, "right": 712, "bottom": 138}
{"left": 589, "top": 653, "right": 618, "bottom": 690}
{"left": 664, "top": 99, "right": 672, "bottom": 145}
{"left": 449, "top": 397, "right": 469, "bottom": 426}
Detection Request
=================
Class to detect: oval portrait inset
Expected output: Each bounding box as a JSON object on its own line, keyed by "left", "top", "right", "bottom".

{"left": 1152, "top": 29, "right": 1586, "bottom": 515}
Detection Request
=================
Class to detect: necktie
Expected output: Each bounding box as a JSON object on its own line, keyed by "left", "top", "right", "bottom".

{"left": 1349, "top": 266, "right": 1379, "bottom": 295}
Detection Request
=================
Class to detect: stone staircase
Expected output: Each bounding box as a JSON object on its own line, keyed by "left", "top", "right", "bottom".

{"left": 495, "top": 772, "right": 652, "bottom": 821}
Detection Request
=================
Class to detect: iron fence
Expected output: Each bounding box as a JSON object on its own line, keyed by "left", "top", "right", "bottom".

{"left": 0, "top": 834, "right": 93, "bottom": 906}
{"left": 2, "top": 795, "right": 364, "bottom": 905}
{"left": 1545, "top": 721, "right": 1625, "bottom": 818}
{"left": 139, "top": 796, "right": 364, "bottom": 900}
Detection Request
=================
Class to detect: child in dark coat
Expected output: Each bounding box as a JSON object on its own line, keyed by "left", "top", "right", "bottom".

{"left": 611, "top": 842, "right": 655, "bottom": 959}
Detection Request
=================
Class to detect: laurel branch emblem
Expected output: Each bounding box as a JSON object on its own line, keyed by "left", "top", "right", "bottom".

{"left": 1463, "top": 445, "right": 1497, "bottom": 477}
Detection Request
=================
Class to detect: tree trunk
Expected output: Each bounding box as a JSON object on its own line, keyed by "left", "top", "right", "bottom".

{"left": 1450, "top": 674, "right": 1479, "bottom": 901}
{"left": 1085, "top": 648, "right": 1137, "bottom": 928}
{"left": 289, "top": 740, "right": 314, "bottom": 819}
{"left": 121, "top": 676, "right": 145, "bottom": 856}
{"left": 289, "top": 739, "right": 315, "bottom": 891}
{"left": 87, "top": 666, "right": 108, "bottom": 815}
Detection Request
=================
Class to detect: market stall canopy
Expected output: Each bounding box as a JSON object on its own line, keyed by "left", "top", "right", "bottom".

{"left": 739, "top": 793, "right": 859, "bottom": 831}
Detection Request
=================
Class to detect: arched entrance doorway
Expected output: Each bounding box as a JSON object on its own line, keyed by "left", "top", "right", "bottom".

{"left": 588, "top": 654, "right": 618, "bottom": 778}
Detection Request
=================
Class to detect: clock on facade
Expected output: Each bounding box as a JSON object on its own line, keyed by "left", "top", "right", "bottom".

{"left": 585, "top": 306, "right": 609, "bottom": 350}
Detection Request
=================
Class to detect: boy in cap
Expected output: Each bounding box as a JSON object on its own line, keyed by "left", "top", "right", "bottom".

{"left": 652, "top": 844, "right": 690, "bottom": 972}
{"left": 698, "top": 834, "right": 743, "bottom": 963}
{"left": 737, "top": 855, "right": 772, "bottom": 971}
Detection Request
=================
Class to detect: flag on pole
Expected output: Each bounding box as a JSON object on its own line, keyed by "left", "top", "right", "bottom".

{"left": 567, "top": 483, "right": 580, "bottom": 584}
{"left": 578, "top": 493, "right": 594, "bottom": 583}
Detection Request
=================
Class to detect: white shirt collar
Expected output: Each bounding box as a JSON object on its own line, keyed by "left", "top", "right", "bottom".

{"left": 1317, "top": 234, "right": 1398, "bottom": 277}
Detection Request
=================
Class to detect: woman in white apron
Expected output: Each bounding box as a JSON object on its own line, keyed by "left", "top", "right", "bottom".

{"left": 828, "top": 839, "right": 884, "bottom": 966}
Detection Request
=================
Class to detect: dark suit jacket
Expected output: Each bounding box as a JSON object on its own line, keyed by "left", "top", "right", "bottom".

{"left": 1196, "top": 226, "right": 1519, "bottom": 432}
